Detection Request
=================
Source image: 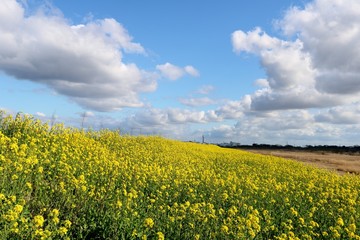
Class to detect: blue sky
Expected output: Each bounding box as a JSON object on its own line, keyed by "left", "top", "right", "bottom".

{"left": 1, "top": 0, "right": 360, "bottom": 145}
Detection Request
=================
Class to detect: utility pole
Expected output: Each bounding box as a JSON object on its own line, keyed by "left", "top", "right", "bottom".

{"left": 81, "top": 112, "right": 86, "bottom": 129}
{"left": 50, "top": 111, "right": 57, "bottom": 128}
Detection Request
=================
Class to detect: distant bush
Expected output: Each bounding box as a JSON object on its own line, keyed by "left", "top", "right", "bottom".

{"left": 223, "top": 142, "right": 360, "bottom": 154}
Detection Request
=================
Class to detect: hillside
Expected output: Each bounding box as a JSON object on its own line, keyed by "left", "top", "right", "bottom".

{"left": 1, "top": 113, "right": 360, "bottom": 239}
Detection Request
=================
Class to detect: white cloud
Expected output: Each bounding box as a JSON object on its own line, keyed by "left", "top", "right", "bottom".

{"left": 156, "top": 63, "right": 183, "bottom": 80}
{"left": 129, "top": 108, "right": 220, "bottom": 126}
{"left": 215, "top": 101, "right": 243, "bottom": 119}
{"left": 167, "top": 109, "right": 207, "bottom": 123}
{"left": 250, "top": 88, "right": 341, "bottom": 111}
{"left": 201, "top": 109, "right": 360, "bottom": 145}
{"left": 32, "top": 101, "right": 359, "bottom": 145}
{"left": 279, "top": 0, "right": 360, "bottom": 95}
{"left": 215, "top": 95, "right": 251, "bottom": 119}
{"left": 35, "top": 112, "right": 46, "bottom": 117}
{"left": 315, "top": 104, "right": 360, "bottom": 125}
{"left": 196, "top": 85, "right": 215, "bottom": 94}
{"left": 156, "top": 62, "right": 199, "bottom": 81}
{"left": 0, "top": 0, "right": 156, "bottom": 112}
{"left": 179, "top": 97, "right": 215, "bottom": 107}
{"left": 207, "top": 125, "right": 235, "bottom": 140}
{"left": 256, "top": 110, "right": 314, "bottom": 131}
{"left": 184, "top": 65, "right": 200, "bottom": 77}
{"left": 232, "top": 0, "right": 360, "bottom": 111}
{"left": 232, "top": 27, "right": 280, "bottom": 54}
{"left": 254, "top": 78, "right": 269, "bottom": 88}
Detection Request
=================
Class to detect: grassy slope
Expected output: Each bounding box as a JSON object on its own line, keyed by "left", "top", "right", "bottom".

{"left": 0, "top": 113, "right": 360, "bottom": 239}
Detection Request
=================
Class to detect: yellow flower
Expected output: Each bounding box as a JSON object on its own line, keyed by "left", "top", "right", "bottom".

{"left": 116, "top": 200, "right": 123, "bottom": 208}
{"left": 51, "top": 209, "right": 59, "bottom": 217}
{"left": 131, "top": 229, "right": 138, "bottom": 237}
{"left": 11, "top": 222, "right": 19, "bottom": 233}
{"left": 336, "top": 217, "right": 344, "bottom": 226}
{"left": 332, "top": 229, "right": 341, "bottom": 238}
{"left": 33, "top": 215, "right": 45, "bottom": 228}
{"left": 221, "top": 192, "right": 229, "bottom": 201}
{"left": 221, "top": 225, "right": 229, "bottom": 234}
{"left": 58, "top": 227, "right": 68, "bottom": 236}
{"left": 35, "top": 229, "right": 44, "bottom": 236}
{"left": 44, "top": 230, "right": 52, "bottom": 238}
{"left": 53, "top": 217, "right": 60, "bottom": 224}
{"left": 14, "top": 204, "right": 23, "bottom": 213}
{"left": 26, "top": 182, "right": 32, "bottom": 189}
{"left": 144, "top": 218, "right": 154, "bottom": 228}
{"left": 63, "top": 220, "right": 72, "bottom": 228}
{"left": 290, "top": 207, "right": 298, "bottom": 216}
{"left": 20, "top": 217, "right": 28, "bottom": 224}
{"left": 157, "top": 231, "right": 165, "bottom": 240}
{"left": 348, "top": 223, "right": 356, "bottom": 232}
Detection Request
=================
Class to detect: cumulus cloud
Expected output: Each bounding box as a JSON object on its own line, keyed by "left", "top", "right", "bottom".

{"left": 214, "top": 100, "right": 245, "bottom": 119}
{"left": 38, "top": 101, "right": 359, "bottom": 145}
{"left": 232, "top": 0, "right": 360, "bottom": 111}
{"left": 315, "top": 104, "right": 360, "bottom": 125}
{"left": 156, "top": 62, "right": 199, "bottom": 80}
{"left": 256, "top": 110, "right": 314, "bottom": 131}
{"left": 179, "top": 97, "right": 215, "bottom": 107}
{"left": 207, "top": 125, "right": 235, "bottom": 140}
{"left": 254, "top": 78, "right": 269, "bottom": 88}
{"left": 214, "top": 95, "right": 251, "bottom": 119}
{"left": 0, "top": 0, "right": 157, "bottom": 112}
{"left": 232, "top": 27, "right": 280, "bottom": 54}
{"left": 201, "top": 109, "right": 360, "bottom": 145}
{"left": 127, "top": 108, "right": 220, "bottom": 127}
{"left": 279, "top": 0, "right": 360, "bottom": 95}
{"left": 250, "top": 88, "right": 340, "bottom": 111}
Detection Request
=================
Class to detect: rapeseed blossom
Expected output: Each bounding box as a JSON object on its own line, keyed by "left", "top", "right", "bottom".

{"left": 144, "top": 218, "right": 154, "bottom": 228}
{"left": 33, "top": 215, "right": 45, "bottom": 228}
{"left": 156, "top": 231, "right": 165, "bottom": 240}
{"left": 0, "top": 112, "right": 360, "bottom": 239}
{"left": 58, "top": 227, "right": 68, "bottom": 236}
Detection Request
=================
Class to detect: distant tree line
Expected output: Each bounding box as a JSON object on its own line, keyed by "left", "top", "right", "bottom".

{"left": 219, "top": 143, "right": 360, "bottom": 154}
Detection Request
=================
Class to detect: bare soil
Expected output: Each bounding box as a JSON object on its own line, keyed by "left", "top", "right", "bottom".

{"left": 243, "top": 149, "right": 360, "bottom": 175}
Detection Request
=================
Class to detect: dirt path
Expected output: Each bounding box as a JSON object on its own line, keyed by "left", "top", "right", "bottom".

{"left": 243, "top": 149, "right": 360, "bottom": 175}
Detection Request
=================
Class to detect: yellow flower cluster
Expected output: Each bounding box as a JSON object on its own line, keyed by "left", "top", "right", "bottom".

{"left": 1, "top": 112, "right": 360, "bottom": 239}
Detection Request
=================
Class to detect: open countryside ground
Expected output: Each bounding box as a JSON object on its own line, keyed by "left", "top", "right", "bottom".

{"left": 244, "top": 149, "right": 360, "bottom": 175}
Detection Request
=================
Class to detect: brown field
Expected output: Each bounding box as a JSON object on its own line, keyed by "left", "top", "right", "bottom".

{"left": 243, "top": 149, "right": 360, "bottom": 175}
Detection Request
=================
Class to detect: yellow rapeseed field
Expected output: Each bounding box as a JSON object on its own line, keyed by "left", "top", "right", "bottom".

{"left": 0, "top": 112, "right": 359, "bottom": 239}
